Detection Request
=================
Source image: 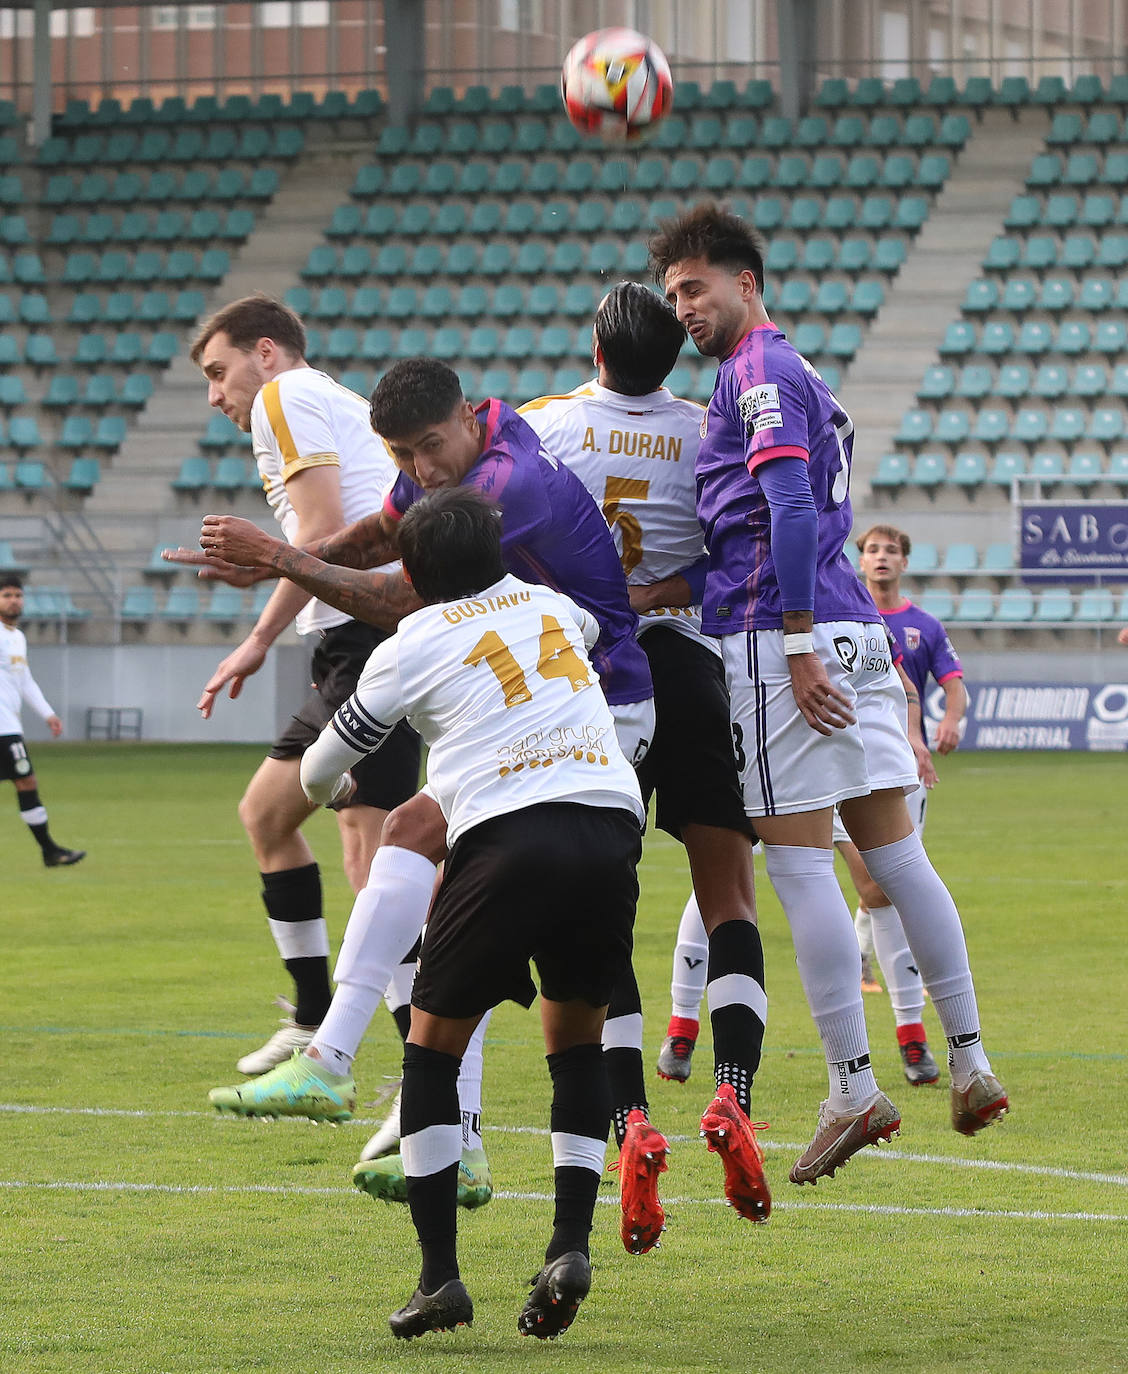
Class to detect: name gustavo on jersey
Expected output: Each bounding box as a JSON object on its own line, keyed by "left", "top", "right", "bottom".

{"left": 442, "top": 588, "right": 532, "bottom": 625}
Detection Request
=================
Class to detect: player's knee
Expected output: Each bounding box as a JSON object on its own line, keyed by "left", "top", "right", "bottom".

{"left": 381, "top": 797, "right": 446, "bottom": 863}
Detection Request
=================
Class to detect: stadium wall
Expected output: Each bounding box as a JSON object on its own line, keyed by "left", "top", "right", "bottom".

{"left": 14, "top": 641, "right": 1126, "bottom": 746}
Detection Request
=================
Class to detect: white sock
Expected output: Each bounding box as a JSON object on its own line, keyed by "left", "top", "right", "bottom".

{"left": 307, "top": 1041, "right": 356, "bottom": 1078}
{"left": 854, "top": 904, "right": 874, "bottom": 959}
{"left": 310, "top": 845, "right": 437, "bottom": 1067}
{"left": 670, "top": 892, "right": 709, "bottom": 1019}
{"left": 763, "top": 844, "right": 877, "bottom": 1109}
{"left": 457, "top": 1012, "right": 489, "bottom": 1152}
{"left": 868, "top": 903, "right": 925, "bottom": 1025}
{"left": 383, "top": 958, "right": 416, "bottom": 1017}
{"left": 860, "top": 833, "right": 991, "bottom": 1084}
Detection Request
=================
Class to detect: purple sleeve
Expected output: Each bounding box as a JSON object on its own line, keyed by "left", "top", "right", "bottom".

{"left": 677, "top": 555, "right": 708, "bottom": 603}
{"left": 757, "top": 456, "right": 817, "bottom": 613}
{"left": 928, "top": 624, "right": 963, "bottom": 683}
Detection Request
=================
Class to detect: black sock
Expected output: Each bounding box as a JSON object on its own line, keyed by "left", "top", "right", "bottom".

{"left": 545, "top": 1043, "right": 608, "bottom": 1262}
{"left": 603, "top": 965, "right": 648, "bottom": 1147}
{"left": 260, "top": 864, "right": 331, "bottom": 1026}
{"left": 18, "top": 789, "right": 55, "bottom": 855}
{"left": 402, "top": 1041, "right": 462, "bottom": 1293}
{"left": 391, "top": 1002, "right": 412, "bottom": 1042}
{"left": 708, "top": 919, "right": 767, "bottom": 1116}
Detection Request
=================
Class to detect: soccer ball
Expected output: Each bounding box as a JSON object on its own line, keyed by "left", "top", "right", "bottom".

{"left": 560, "top": 28, "right": 674, "bottom": 142}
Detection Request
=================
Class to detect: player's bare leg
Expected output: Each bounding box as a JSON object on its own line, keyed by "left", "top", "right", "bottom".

{"left": 839, "top": 788, "right": 1007, "bottom": 1133}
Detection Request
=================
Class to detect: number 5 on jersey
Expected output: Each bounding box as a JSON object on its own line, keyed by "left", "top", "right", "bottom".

{"left": 464, "top": 615, "right": 592, "bottom": 709}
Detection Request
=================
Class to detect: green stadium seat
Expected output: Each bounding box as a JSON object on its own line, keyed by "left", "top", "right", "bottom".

{"left": 1095, "top": 320, "right": 1128, "bottom": 354}
{"left": 934, "top": 409, "right": 971, "bottom": 446}
{"left": 1079, "top": 195, "right": 1115, "bottom": 230}
{"left": 980, "top": 321, "right": 1016, "bottom": 355}
{"left": 993, "top": 363, "right": 1031, "bottom": 399}
{"left": 993, "top": 586, "right": 1032, "bottom": 620}
{"left": 1108, "top": 450, "right": 1128, "bottom": 486}
{"left": 938, "top": 114, "right": 972, "bottom": 147}
{"left": 172, "top": 456, "right": 212, "bottom": 494}
{"left": 13, "top": 459, "right": 48, "bottom": 492}
{"left": 1026, "top": 153, "right": 1062, "bottom": 188}
{"left": 1070, "top": 364, "right": 1106, "bottom": 398}
{"left": 910, "top": 451, "right": 948, "bottom": 491}
{"left": 957, "top": 363, "right": 995, "bottom": 400}
{"left": 1014, "top": 321, "right": 1051, "bottom": 355}
{"left": 120, "top": 374, "right": 153, "bottom": 409}
{"left": 8, "top": 414, "right": 42, "bottom": 449}
{"left": 918, "top": 364, "right": 954, "bottom": 400}
{"left": 1086, "top": 110, "right": 1121, "bottom": 144}
{"left": 952, "top": 588, "right": 995, "bottom": 622}
{"left": 1004, "top": 194, "right": 1040, "bottom": 230}
{"left": 962, "top": 279, "right": 999, "bottom": 313}
{"left": 62, "top": 456, "right": 100, "bottom": 495}
{"left": 1050, "top": 407, "right": 1086, "bottom": 443}
{"left": 535, "top": 325, "right": 571, "bottom": 360}
{"left": 1062, "top": 152, "right": 1099, "bottom": 186}
{"left": 1033, "top": 587, "right": 1073, "bottom": 622}
{"left": 1087, "top": 408, "right": 1125, "bottom": 444}
{"left": 836, "top": 238, "right": 872, "bottom": 274}
{"left": 871, "top": 453, "right": 910, "bottom": 488}
{"left": 791, "top": 322, "right": 826, "bottom": 358}
{"left": 1046, "top": 111, "right": 1084, "bottom": 145}
{"left": 915, "top": 153, "right": 950, "bottom": 190}
{"left": 1000, "top": 277, "right": 1037, "bottom": 312}
{"left": 873, "top": 236, "right": 907, "bottom": 273}
{"left": 950, "top": 452, "right": 988, "bottom": 489}
{"left": 1043, "top": 193, "right": 1078, "bottom": 229}
{"left": 918, "top": 587, "right": 955, "bottom": 620}
{"left": 59, "top": 414, "right": 93, "bottom": 448}
{"left": 1039, "top": 277, "right": 1075, "bottom": 312}
{"left": 897, "top": 409, "right": 933, "bottom": 445}
{"left": 1074, "top": 587, "right": 1114, "bottom": 622}
{"left": 983, "top": 236, "right": 1021, "bottom": 273}
{"left": 971, "top": 407, "right": 1009, "bottom": 445}
{"left": 1022, "top": 235, "right": 1060, "bottom": 271}
{"left": 1012, "top": 409, "right": 1050, "bottom": 445}
{"left": 1055, "top": 321, "right": 1091, "bottom": 355}
{"left": 1067, "top": 450, "right": 1104, "bottom": 489}
{"left": 0, "top": 374, "right": 24, "bottom": 407}
{"left": 24, "top": 335, "right": 57, "bottom": 368}
{"left": 852, "top": 78, "right": 886, "bottom": 109}
{"left": 901, "top": 114, "right": 936, "bottom": 147}
{"left": 737, "top": 154, "right": 773, "bottom": 190}
{"left": 939, "top": 321, "right": 977, "bottom": 358}
{"left": 989, "top": 449, "right": 1027, "bottom": 487}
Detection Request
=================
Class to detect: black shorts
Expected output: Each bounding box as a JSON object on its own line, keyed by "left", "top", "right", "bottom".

{"left": 634, "top": 626, "right": 756, "bottom": 842}
{"left": 269, "top": 619, "right": 421, "bottom": 811}
{"left": 412, "top": 802, "right": 642, "bottom": 1020}
{"left": 0, "top": 734, "right": 33, "bottom": 782}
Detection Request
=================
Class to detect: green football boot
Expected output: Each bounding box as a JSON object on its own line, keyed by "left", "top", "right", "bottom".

{"left": 353, "top": 1146, "right": 492, "bottom": 1209}
{"left": 208, "top": 1049, "right": 355, "bottom": 1122}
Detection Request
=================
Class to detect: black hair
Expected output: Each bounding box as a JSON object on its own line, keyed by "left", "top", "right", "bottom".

{"left": 648, "top": 200, "right": 766, "bottom": 293}
{"left": 0, "top": 573, "right": 23, "bottom": 591}
{"left": 370, "top": 358, "right": 465, "bottom": 438}
{"left": 190, "top": 292, "right": 306, "bottom": 365}
{"left": 596, "top": 281, "right": 687, "bottom": 395}
{"left": 397, "top": 487, "right": 506, "bottom": 603}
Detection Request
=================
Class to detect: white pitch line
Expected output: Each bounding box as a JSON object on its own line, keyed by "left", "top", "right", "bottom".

{"left": 3, "top": 1102, "right": 1126, "bottom": 1190}
{"left": 0, "top": 1178, "right": 1123, "bottom": 1224}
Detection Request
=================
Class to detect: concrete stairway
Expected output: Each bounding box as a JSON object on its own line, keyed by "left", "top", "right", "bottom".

{"left": 83, "top": 142, "right": 374, "bottom": 564}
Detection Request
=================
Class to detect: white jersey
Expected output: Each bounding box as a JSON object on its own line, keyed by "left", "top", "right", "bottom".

{"left": 519, "top": 379, "right": 716, "bottom": 654}
{"left": 250, "top": 367, "right": 397, "bottom": 636}
{"left": 0, "top": 622, "right": 54, "bottom": 736}
{"left": 301, "top": 573, "right": 644, "bottom": 844}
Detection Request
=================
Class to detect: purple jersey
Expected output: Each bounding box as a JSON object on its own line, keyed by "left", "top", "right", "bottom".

{"left": 383, "top": 398, "right": 652, "bottom": 705}
{"left": 880, "top": 600, "right": 963, "bottom": 701}
{"left": 696, "top": 324, "right": 878, "bottom": 634}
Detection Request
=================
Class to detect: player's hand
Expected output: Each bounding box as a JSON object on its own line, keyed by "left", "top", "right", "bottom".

{"left": 934, "top": 718, "right": 961, "bottom": 754}
{"left": 196, "top": 637, "right": 268, "bottom": 719}
{"left": 914, "top": 741, "right": 938, "bottom": 788}
{"left": 161, "top": 547, "right": 272, "bottom": 587}
{"left": 46, "top": 714, "right": 63, "bottom": 738}
{"left": 200, "top": 516, "right": 282, "bottom": 570}
{"left": 787, "top": 653, "right": 855, "bottom": 736}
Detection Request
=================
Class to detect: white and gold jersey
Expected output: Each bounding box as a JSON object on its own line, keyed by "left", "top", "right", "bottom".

{"left": 250, "top": 367, "right": 397, "bottom": 636}
{"left": 519, "top": 380, "right": 715, "bottom": 652}
{"left": 0, "top": 622, "right": 54, "bottom": 736}
{"left": 301, "top": 573, "right": 644, "bottom": 845}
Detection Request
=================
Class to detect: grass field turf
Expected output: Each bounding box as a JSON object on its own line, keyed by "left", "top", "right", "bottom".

{"left": 3, "top": 744, "right": 1125, "bottom": 1372}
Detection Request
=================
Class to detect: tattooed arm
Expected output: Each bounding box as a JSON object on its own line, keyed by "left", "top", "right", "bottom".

{"left": 249, "top": 541, "right": 421, "bottom": 631}
{"left": 307, "top": 511, "right": 400, "bottom": 569}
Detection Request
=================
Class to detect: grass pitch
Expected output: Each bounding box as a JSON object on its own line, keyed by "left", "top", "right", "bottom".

{"left": 3, "top": 745, "right": 1125, "bottom": 1372}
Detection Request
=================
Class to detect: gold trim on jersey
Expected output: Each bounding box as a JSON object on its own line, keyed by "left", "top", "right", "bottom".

{"left": 260, "top": 379, "right": 342, "bottom": 483}
{"left": 516, "top": 385, "right": 597, "bottom": 415}
{"left": 280, "top": 451, "right": 340, "bottom": 482}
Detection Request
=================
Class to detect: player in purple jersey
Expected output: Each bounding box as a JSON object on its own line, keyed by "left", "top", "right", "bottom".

{"left": 835, "top": 524, "right": 969, "bottom": 1085}
{"left": 195, "top": 359, "right": 654, "bottom": 1205}
{"left": 651, "top": 203, "right": 1007, "bottom": 1178}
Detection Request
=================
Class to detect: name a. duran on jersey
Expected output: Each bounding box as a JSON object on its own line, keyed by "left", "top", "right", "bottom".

{"left": 497, "top": 721, "right": 612, "bottom": 777}
{"left": 442, "top": 588, "right": 532, "bottom": 625}
{"left": 331, "top": 697, "right": 395, "bottom": 753}
{"left": 580, "top": 427, "right": 683, "bottom": 462}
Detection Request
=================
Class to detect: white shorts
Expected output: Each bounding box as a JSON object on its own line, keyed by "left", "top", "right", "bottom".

{"left": 722, "top": 622, "right": 919, "bottom": 818}
{"left": 832, "top": 782, "right": 927, "bottom": 844}
{"left": 611, "top": 697, "right": 656, "bottom": 769}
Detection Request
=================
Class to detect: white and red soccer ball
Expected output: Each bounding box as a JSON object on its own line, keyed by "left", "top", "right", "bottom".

{"left": 560, "top": 27, "right": 674, "bottom": 142}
